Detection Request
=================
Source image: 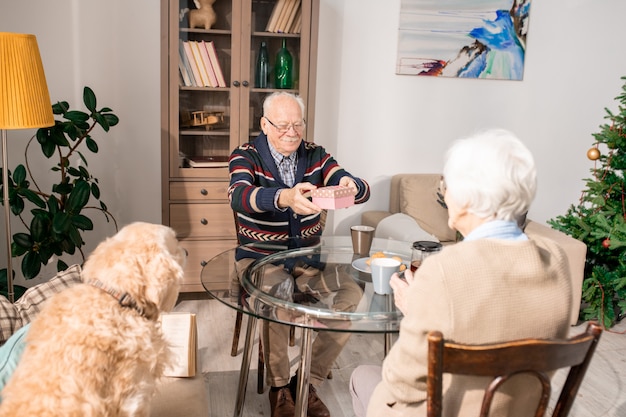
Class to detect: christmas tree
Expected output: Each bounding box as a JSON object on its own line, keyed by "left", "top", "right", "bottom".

{"left": 549, "top": 76, "right": 626, "bottom": 328}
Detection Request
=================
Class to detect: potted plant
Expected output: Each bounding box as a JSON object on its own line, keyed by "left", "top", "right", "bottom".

{"left": 0, "top": 86, "right": 118, "bottom": 298}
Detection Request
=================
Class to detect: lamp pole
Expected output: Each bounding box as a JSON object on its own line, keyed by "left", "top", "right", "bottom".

{"left": 1, "top": 130, "right": 13, "bottom": 302}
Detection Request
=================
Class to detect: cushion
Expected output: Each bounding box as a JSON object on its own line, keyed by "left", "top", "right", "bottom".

{"left": 0, "top": 323, "right": 30, "bottom": 395}
{"left": 374, "top": 213, "right": 439, "bottom": 243}
{"left": 398, "top": 176, "right": 457, "bottom": 242}
{"left": 0, "top": 264, "right": 83, "bottom": 346}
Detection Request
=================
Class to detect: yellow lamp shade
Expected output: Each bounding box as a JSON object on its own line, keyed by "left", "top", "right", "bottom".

{"left": 0, "top": 32, "right": 54, "bottom": 129}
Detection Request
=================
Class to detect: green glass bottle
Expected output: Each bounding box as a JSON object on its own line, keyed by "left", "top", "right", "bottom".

{"left": 274, "top": 38, "right": 293, "bottom": 89}
{"left": 255, "top": 41, "right": 269, "bottom": 88}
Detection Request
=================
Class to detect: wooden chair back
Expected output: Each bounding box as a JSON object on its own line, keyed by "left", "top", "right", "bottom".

{"left": 426, "top": 322, "right": 603, "bottom": 417}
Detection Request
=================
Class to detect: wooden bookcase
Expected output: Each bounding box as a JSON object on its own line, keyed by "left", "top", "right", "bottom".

{"left": 160, "top": 0, "right": 319, "bottom": 292}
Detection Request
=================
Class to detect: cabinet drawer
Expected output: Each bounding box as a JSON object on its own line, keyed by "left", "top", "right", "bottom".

{"left": 170, "top": 203, "right": 236, "bottom": 239}
{"left": 170, "top": 182, "right": 229, "bottom": 201}
{"left": 179, "top": 240, "right": 237, "bottom": 292}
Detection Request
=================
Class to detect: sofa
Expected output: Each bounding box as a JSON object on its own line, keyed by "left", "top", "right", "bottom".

{"left": 360, "top": 174, "right": 587, "bottom": 326}
{"left": 0, "top": 265, "right": 208, "bottom": 417}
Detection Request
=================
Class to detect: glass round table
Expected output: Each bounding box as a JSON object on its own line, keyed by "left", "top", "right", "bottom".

{"left": 201, "top": 236, "right": 411, "bottom": 417}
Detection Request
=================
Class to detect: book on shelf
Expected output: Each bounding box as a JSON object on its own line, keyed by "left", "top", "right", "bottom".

{"left": 179, "top": 39, "right": 197, "bottom": 86}
{"left": 276, "top": 0, "right": 296, "bottom": 33}
{"left": 205, "top": 41, "right": 226, "bottom": 87}
{"left": 178, "top": 59, "right": 192, "bottom": 87}
{"left": 290, "top": 6, "right": 302, "bottom": 34}
{"left": 198, "top": 40, "right": 219, "bottom": 87}
{"left": 187, "top": 155, "right": 230, "bottom": 168}
{"left": 182, "top": 40, "right": 202, "bottom": 87}
{"left": 159, "top": 312, "right": 197, "bottom": 377}
{"left": 283, "top": 0, "right": 301, "bottom": 34}
{"left": 265, "top": 0, "right": 286, "bottom": 32}
{"left": 189, "top": 40, "right": 211, "bottom": 87}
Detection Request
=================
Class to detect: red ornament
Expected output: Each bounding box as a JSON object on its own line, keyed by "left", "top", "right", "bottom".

{"left": 602, "top": 238, "right": 611, "bottom": 248}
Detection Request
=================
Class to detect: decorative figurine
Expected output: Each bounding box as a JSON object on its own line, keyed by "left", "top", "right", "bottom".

{"left": 189, "top": 0, "right": 217, "bottom": 30}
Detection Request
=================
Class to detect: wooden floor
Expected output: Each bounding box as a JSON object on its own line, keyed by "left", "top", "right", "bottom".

{"left": 175, "top": 299, "right": 626, "bottom": 417}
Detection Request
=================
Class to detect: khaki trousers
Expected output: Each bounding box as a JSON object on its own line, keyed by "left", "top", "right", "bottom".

{"left": 235, "top": 258, "right": 363, "bottom": 387}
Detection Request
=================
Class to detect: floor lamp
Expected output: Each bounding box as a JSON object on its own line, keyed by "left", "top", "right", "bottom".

{"left": 0, "top": 33, "right": 54, "bottom": 302}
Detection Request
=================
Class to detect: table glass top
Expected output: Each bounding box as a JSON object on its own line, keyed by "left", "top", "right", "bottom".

{"left": 201, "top": 236, "right": 411, "bottom": 333}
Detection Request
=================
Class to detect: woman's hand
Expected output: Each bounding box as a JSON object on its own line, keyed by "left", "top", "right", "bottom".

{"left": 390, "top": 268, "right": 414, "bottom": 315}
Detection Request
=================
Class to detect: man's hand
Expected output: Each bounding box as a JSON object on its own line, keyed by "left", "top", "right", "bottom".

{"left": 339, "top": 176, "right": 358, "bottom": 193}
{"left": 278, "top": 182, "right": 322, "bottom": 215}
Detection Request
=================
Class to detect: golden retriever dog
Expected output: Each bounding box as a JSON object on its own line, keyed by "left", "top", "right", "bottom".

{"left": 0, "top": 222, "right": 186, "bottom": 417}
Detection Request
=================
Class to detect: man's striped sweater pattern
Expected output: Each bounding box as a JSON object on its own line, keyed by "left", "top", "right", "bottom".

{"left": 229, "top": 134, "right": 370, "bottom": 259}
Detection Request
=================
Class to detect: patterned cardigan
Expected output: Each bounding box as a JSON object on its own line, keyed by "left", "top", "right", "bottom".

{"left": 229, "top": 134, "right": 370, "bottom": 260}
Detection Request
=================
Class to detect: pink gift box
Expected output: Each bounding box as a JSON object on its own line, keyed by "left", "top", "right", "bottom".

{"left": 311, "top": 186, "right": 356, "bottom": 209}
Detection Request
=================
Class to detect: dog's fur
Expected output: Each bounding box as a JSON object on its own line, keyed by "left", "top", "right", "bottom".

{"left": 0, "top": 222, "right": 186, "bottom": 417}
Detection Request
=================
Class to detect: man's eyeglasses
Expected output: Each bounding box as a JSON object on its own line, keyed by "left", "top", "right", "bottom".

{"left": 437, "top": 176, "right": 447, "bottom": 209}
{"left": 264, "top": 117, "right": 306, "bottom": 133}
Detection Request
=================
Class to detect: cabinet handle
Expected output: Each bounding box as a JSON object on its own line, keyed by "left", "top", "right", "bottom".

{"left": 200, "top": 189, "right": 208, "bottom": 196}
{"left": 200, "top": 218, "right": 208, "bottom": 225}
{"left": 233, "top": 80, "right": 240, "bottom": 87}
{"left": 201, "top": 260, "right": 207, "bottom": 267}
{"left": 242, "top": 80, "right": 249, "bottom": 87}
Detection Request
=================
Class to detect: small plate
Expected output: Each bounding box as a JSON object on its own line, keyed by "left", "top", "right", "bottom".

{"left": 351, "top": 255, "right": 410, "bottom": 274}
{"left": 351, "top": 257, "right": 372, "bottom": 273}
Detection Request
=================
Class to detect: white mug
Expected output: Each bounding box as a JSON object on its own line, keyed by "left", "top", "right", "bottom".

{"left": 370, "top": 257, "right": 401, "bottom": 295}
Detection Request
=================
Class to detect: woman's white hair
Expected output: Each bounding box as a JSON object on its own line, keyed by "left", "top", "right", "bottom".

{"left": 442, "top": 129, "right": 537, "bottom": 222}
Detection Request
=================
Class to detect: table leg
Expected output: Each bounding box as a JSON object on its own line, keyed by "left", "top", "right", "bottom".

{"left": 384, "top": 294, "right": 393, "bottom": 356}
{"left": 294, "top": 327, "right": 313, "bottom": 417}
{"left": 234, "top": 315, "right": 257, "bottom": 417}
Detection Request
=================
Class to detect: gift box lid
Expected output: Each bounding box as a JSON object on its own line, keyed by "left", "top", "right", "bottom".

{"left": 311, "top": 185, "right": 356, "bottom": 198}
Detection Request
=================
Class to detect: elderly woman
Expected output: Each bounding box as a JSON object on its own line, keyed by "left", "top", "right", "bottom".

{"left": 350, "top": 129, "right": 573, "bottom": 417}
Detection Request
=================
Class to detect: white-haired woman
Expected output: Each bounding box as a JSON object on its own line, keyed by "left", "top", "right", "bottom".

{"left": 350, "top": 129, "right": 573, "bottom": 417}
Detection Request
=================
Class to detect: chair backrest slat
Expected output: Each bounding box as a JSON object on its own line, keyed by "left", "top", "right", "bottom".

{"left": 426, "top": 322, "right": 603, "bottom": 417}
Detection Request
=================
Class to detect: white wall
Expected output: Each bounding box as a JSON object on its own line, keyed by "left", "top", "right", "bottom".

{"left": 1, "top": 0, "right": 626, "bottom": 282}
{"left": 316, "top": 0, "right": 626, "bottom": 234}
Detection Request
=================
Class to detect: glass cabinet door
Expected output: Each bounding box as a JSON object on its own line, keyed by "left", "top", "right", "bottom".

{"left": 167, "top": 0, "right": 317, "bottom": 179}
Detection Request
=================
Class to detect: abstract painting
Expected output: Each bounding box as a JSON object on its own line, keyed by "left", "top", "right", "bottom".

{"left": 396, "top": 0, "right": 531, "bottom": 80}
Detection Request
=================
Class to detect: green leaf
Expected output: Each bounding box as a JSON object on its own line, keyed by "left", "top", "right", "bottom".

{"left": 21, "top": 252, "right": 42, "bottom": 279}
{"left": 22, "top": 189, "right": 46, "bottom": 208}
{"left": 103, "top": 113, "right": 119, "bottom": 127}
{"left": 68, "top": 225, "right": 83, "bottom": 247}
{"left": 64, "top": 111, "right": 90, "bottom": 123}
{"left": 53, "top": 182, "right": 73, "bottom": 195}
{"left": 86, "top": 136, "right": 99, "bottom": 153}
{"left": 72, "top": 214, "right": 94, "bottom": 230}
{"left": 47, "top": 195, "right": 60, "bottom": 214}
{"left": 52, "top": 101, "right": 69, "bottom": 114}
{"left": 13, "top": 233, "right": 33, "bottom": 249}
{"left": 91, "top": 182, "right": 100, "bottom": 199}
{"left": 52, "top": 211, "right": 72, "bottom": 234}
{"left": 13, "top": 165, "right": 26, "bottom": 184}
{"left": 30, "top": 214, "right": 48, "bottom": 242}
{"left": 77, "top": 151, "right": 88, "bottom": 167}
{"left": 57, "top": 259, "right": 69, "bottom": 272}
{"left": 66, "top": 180, "right": 90, "bottom": 211}
{"left": 67, "top": 167, "right": 82, "bottom": 177}
{"left": 83, "top": 86, "right": 97, "bottom": 112}
{"left": 94, "top": 112, "right": 110, "bottom": 132}
{"left": 10, "top": 197, "right": 24, "bottom": 216}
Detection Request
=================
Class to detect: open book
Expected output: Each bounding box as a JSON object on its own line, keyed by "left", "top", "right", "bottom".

{"left": 159, "top": 312, "right": 197, "bottom": 377}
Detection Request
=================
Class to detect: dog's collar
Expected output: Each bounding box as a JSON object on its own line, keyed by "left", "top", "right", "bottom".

{"left": 88, "top": 279, "right": 156, "bottom": 320}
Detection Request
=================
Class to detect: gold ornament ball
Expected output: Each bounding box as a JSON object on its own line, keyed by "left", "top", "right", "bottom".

{"left": 587, "top": 148, "right": 600, "bottom": 160}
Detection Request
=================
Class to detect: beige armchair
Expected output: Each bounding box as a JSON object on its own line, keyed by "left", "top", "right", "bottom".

{"left": 360, "top": 174, "right": 586, "bottom": 326}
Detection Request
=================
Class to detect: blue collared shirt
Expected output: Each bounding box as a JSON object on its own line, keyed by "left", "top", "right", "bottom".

{"left": 463, "top": 220, "right": 528, "bottom": 242}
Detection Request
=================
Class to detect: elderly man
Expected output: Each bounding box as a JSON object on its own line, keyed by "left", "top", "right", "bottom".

{"left": 228, "top": 92, "right": 370, "bottom": 417}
